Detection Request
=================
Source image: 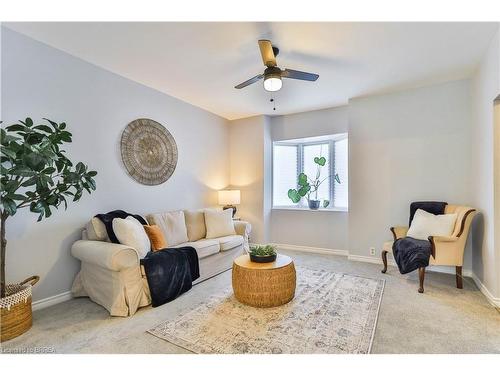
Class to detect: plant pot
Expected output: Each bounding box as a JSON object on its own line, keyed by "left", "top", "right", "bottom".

{"left": 0, "top": 276, "right": 39, "bottom": 342}
{"left": 250, "top": 253, "right": 277, "bottom": 263}
{"left": 308, "top": 200, "right": 321, "bottom": 210}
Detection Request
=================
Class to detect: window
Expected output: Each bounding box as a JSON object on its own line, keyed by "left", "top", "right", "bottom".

{"left": 272, "top": 134, "right": 348, "bottom": 210}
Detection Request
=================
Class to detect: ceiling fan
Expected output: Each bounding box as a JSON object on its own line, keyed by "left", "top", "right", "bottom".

{"left": 235, "top": 40, "right": 319, "bottom": 92}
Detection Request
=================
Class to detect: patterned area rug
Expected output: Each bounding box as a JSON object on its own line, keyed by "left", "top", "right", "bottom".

{"left": 148, "top": 267, "right": 384, "bottom": 354}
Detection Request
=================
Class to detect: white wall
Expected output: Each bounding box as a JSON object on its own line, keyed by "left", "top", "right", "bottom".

{"left": 495, "top": 100, "right": 500, "bottom": 298}
{"left": 228, "top": 116, "right": 269, "bottom": 243}
{"left": 3, "top": 26, "right": 498, "bottom": 304}
{"left": 348, "top": 80, "right": 474, "bottom": 268}
{"left": 231, "top": 81, "right": 475, "bottom": 271}
{"left": 269, "top": 107, "right": 349, "bottom": 250}
{"left": 471, "top": 28, "right": 500, "bottom": 298}
{"left": 1, "top": 28, "right": 230, "bottom": 301}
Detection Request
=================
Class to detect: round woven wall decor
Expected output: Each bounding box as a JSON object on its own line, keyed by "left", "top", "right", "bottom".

{"left": 120, "top": 118, "right": 178, "bottom": 185}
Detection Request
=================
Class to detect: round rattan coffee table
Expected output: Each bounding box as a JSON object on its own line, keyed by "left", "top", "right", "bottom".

{"left": 232, "top": 254, "right": 296, "bottom": 308}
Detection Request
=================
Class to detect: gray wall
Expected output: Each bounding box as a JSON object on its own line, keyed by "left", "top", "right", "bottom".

{"left": 348, "top": 80, "right": 474, "bottom": 270}
{"left": 471, "top": 28, "right": 500, "bottom": 297}
{"left": 269, "top": 107, "right": 349, "bottom": 250}
{"left": 228, "top": 116, "right": 269, "bottom": 243}
{"left": 3, "top": 26, "right": 496, "bottom": 303}
{"left": 230, "top": 80, "right": 475, "bottom": 274}
{"left": 1, "top": 28, "right": 230, "bottom": 301}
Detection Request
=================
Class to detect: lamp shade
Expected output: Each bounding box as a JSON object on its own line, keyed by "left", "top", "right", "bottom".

{"left": 218, "top": 190, "right": 241, "bottom": 205}
{"left": 263, "top": 76, "right": 282, "bottom": 92}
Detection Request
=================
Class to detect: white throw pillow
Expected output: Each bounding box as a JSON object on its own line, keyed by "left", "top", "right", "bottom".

{"left": 406, "top": 209, "right": 457, "bottom": 241}
{"left": 112, "top": 216, "right": 151, "bottom": 258}
{"left": 184, "top": 209, "right": 207, "bottom": 242}
{"left": 147, "top": 210, "right": 189, "bottom": 247}
{"left": 204, "top": 208, "right": 236, "bottom": 239}
{"left": 86, "top": 217, "right": 110, "bottom": 242}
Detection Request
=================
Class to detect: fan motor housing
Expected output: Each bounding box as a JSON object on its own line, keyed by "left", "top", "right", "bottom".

{"left": 264, "top": 66, "right": 282, "bottom": 80}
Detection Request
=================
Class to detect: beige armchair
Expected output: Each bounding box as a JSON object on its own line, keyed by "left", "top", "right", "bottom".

{"left": 381, "top": 204, "right": 476, "bottom": 293}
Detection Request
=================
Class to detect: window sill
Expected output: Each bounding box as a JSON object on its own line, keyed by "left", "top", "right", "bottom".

{"left": 272, "top": 206, "right": 348, "bottom": 213}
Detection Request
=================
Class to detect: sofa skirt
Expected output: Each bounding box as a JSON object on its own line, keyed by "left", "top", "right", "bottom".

{"left": 72, "top": 244, "right": 245, "bottom": 316}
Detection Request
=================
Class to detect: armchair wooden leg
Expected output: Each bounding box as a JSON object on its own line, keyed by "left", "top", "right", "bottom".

{"left": 418, "top": 267, "right": 425, "bottom": 293}
{"left": 381, "top": 251, "right": 388, "bottom": 273}
{"left": 456, "top": 266, "right": 463, "bottom": 289}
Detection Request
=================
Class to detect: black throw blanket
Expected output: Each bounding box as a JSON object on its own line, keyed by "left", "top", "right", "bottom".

{"left": 141, "top": 247, "right": 200, "bottom": 307}
{"left": 393, "top": 237, "right": 432, "bottom": 274}
{"left": 393, "top": 201, "right": 447, "bottom": 274}
{"left": 95, "top": 210, "right": 148, "bottom": 243}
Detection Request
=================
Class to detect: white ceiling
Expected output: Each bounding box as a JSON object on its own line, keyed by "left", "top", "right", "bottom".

{"left": 4, "top": 22, "right": 499, "bottom": 120}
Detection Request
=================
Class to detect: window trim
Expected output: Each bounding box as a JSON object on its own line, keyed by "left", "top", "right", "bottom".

{"left": 272, "top": 134, "right": 348, "bottom": 211}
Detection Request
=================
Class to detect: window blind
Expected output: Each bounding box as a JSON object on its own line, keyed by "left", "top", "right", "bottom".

{"left": 272, "top": 134, "right": 348, "bottom": 209}
{"left": 272, "top": 145, "right": 298, "bottom": 206}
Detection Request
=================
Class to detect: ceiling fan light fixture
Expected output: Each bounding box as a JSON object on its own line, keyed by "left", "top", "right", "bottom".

{"left": 263, "top": 76, "right": 282, "bottom": 92}
{"left": 263, "top": 74, "right": 282, "bottom": 92}
{"left": 234, "top": 40, "right": 319, "bottom": 91}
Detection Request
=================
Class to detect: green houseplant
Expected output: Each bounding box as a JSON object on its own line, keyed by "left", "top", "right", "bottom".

{"left": 0, "top": 117, "right": 97, "bottom": 341}
{"left": 249, "top": 244, "right": 277, "bottom": 263}
{"left": 287, "top": 155, "right": 340, "bottom": 210}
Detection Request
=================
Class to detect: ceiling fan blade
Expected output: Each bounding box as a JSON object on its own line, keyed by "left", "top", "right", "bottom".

{"left": 234, "top": 74, "right": 264, "bottom": 89}
{"left": 282, "top": 68, "right": 319, "bottom": 81}
{"left": 258, "top": 40, "right": 277, "bottom": 67}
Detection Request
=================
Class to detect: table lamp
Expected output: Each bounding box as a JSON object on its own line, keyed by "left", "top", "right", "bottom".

{"left": 218, "top": 189, "right": 241, "bottom": 217}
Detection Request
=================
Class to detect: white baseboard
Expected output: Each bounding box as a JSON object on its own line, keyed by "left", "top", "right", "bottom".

{"left": 273, "top": 242, "right": 499, "bottom": 308}
{"left": 425, "top": 265, "right": 473, "bottom": 278}
{"left": 31, "top": 245, "right": 500, "bottom": 311}
{"left": 470, "top": 272, "right": 500, "bottom": 308}
{"left": 32, "top": 291, "right": 72, "bottom": 311}
{"left": 273, "top": 243, "right": 348, "bottom": 257}
{"left": 347, "top": 254, "right": 397, "bottom": 266}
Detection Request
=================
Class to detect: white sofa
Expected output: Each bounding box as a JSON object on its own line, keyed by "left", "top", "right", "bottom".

{"left": 71, "top": 209, "right": 251, "bottom": 317}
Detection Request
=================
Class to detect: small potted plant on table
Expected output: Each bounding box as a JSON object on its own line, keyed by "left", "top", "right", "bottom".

{"left": 249, "top": 244, "right": 277, "bottom": 263}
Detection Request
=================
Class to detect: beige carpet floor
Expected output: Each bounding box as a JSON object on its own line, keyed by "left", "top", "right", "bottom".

{"left": 1, "top": 249, "right": 499, "bottom": 354}
{"left": 149, "top": 268, "right": 384, "bottom": 354}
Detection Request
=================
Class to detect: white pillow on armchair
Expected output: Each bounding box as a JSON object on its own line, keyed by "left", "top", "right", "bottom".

{"left": 204, "top": 209, "right": 236, "bottom": 239}
{"left": 406, "top": 209, "right": 457, "bottom": 241}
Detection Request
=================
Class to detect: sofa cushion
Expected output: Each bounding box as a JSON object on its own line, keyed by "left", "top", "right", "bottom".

{"left": 204, "top": 208, "right": 236, "bottom": 239}
{"left": 143, "top": 224, "right": 167, "bottom": 252}
{"left": 184, "top": 209, "right": 206, "bottom": 242}
{"left": 217, "top": 235, "right": 244, "bottom": 251}
{"left": 86, "top": 217, "right": 110, "bottom": 242}
{"left": 112, "top": 217, "right": 151, "bottom": 258}
{"left": 147, "top": 210, "right": 189, "bottom": 247}
{"left": 174, "top": 239, "right": 220, "bottom": 259}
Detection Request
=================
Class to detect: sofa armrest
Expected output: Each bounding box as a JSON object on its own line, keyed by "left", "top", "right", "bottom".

{"left": 390, "top": 226, "right": 408, "bottom": 241}
{"left": 428, "top": 235, "right": 461, "bottom": 261}
{"left": 234, "top": 220, "right": 251, "bottom": 237}
{"left": 71, "top": 240, "right": 140, "bottom": 272}
{"left": 428, "top": 235, "right": 459, "bottom": 243}
{"left": 234, "top": 221, "right": 251, "bottom": 252}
